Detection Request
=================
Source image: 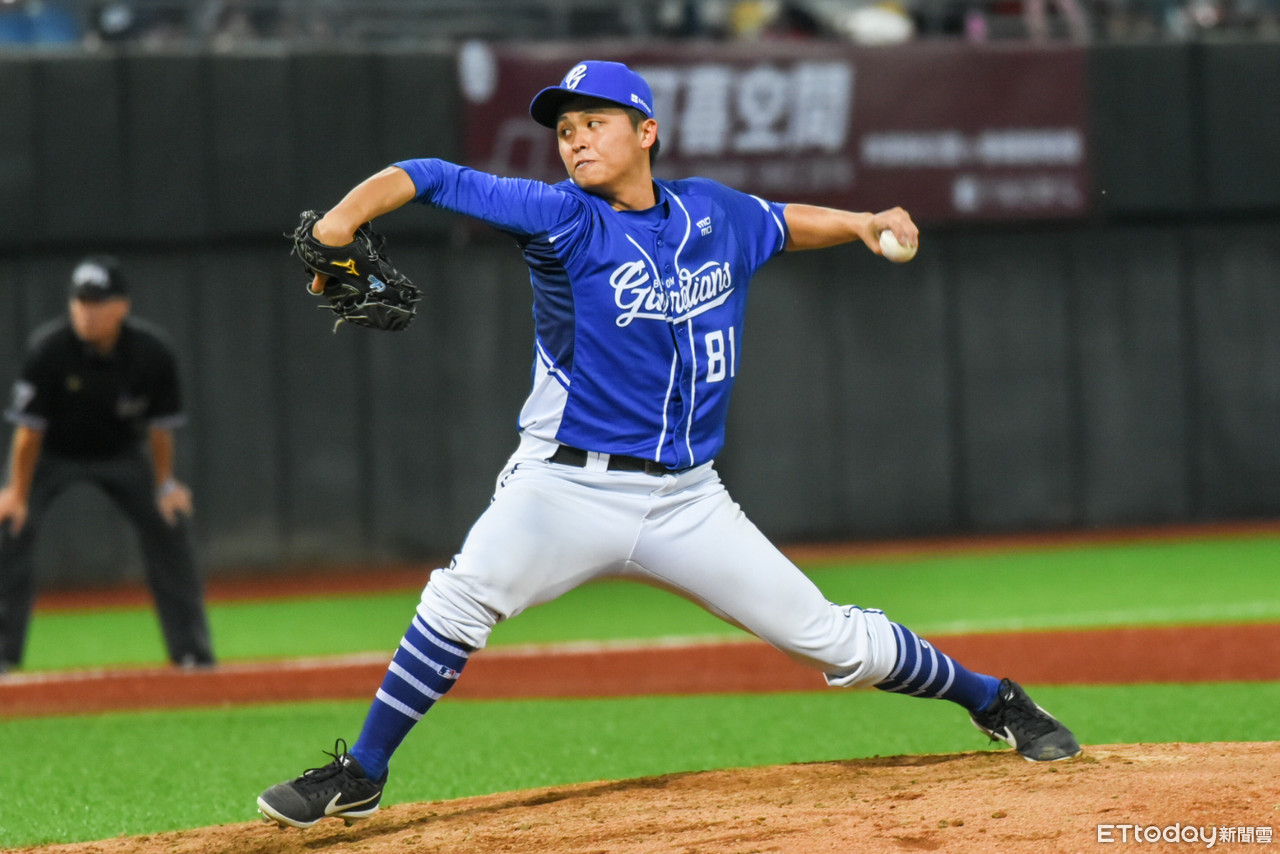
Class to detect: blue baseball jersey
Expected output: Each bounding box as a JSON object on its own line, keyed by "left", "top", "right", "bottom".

{"left": 395, "top": 158, "right": 790, "bottom": 469}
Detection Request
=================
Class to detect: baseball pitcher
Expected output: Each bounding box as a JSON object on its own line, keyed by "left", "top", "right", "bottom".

{"left": 258, "top": 60, "right": 1080, "bottom": 830}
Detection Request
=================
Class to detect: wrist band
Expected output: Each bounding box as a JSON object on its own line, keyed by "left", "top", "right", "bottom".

{"left": 158, "top": 478, "right": 180, "bottom": 498}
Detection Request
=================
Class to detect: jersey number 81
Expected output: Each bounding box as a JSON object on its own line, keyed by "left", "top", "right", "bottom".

{"left": 705, "top": 329, "right": 737, "bottom": 383}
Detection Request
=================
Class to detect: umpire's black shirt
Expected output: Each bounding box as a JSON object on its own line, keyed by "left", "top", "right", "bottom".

{"left": 5, "top": 318, "right": 185, "bottom": 460}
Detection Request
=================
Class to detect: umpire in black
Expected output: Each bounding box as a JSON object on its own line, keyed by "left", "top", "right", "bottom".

{"left": 0, "top": 256, "right": 214, "bottom": 673}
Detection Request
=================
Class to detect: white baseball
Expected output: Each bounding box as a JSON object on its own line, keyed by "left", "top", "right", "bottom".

{"left": 878, "top": 230, "right": 917, "bottom": 263}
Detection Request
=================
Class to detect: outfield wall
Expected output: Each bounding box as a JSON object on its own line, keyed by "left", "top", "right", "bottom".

{"left": 1, "top": 42, "right": 1278, "bottom": 582}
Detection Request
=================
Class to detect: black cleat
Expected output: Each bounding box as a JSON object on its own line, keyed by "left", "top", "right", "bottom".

{"left": 257, "top": 740, "right": 387, "bottom": 828}
{"left": 971, "top": 678, "right": 1082, "bottom": 762}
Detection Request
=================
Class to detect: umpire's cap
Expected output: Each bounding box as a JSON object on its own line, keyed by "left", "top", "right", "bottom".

{"left": 529, "top": 61, "right": 655, "bottom": 128}
{"left": 69, "top": 255, "right": 128, "bottom": 301}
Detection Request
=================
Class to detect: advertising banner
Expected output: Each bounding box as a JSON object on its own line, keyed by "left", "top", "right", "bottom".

{"left": 459, "top": 41, "right": 1090, "bottom": 222}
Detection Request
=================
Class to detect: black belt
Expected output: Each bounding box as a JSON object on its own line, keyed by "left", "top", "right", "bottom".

{"left": 548, "top": 445, "right": 680, "bottom": 476}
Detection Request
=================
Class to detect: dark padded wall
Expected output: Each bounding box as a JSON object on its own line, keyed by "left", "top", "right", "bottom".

{"left": 188, "top": 247, "right": 290, "bottom": 564}
{"left": 0, "top": 58, "right": 37, "bottom": 245}
{"left": 1187, "top": 223, "right": 1280, "bottom": 516}
{"left": 208, "top": 56, "right": 295, "bottom": 235}
{"left": 1070, "top": 227, "right": 1192, "bottom": 525}
{"left": 719, "top": 247, "right": 954, "bottom": 539}
{"left": 949, "top": 232, "right": 1078, "bottom": 530}
{"left": 1, "top": 45, "right": 1278, "bottom": 587}
{"left": 33, "top": 56, "right": 129, "bottom": 242}
{"left": 1199, "top": 43, "right": 1280, "bottom": 211}
{"left": 1088, "top": 44, "right": 1198, "bottom": 215}
{"left": 123, "top": 55, "right": 210, "bottom": 240}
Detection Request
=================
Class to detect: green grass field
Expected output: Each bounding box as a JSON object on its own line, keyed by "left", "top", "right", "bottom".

{"left": 23, "top": 532, "right": 1280, "bottom": 670}
{"left": 3, "top": 532, "right": 1278, "bottom": 848}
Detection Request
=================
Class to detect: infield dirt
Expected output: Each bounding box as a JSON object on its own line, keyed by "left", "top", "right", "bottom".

{"left": 18, "top": 742, "right": 1279, "bottom": 853}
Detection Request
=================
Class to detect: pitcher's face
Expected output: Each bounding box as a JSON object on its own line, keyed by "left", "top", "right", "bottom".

{"left": 556, "top": 105, "right": 654, "bottom": 197}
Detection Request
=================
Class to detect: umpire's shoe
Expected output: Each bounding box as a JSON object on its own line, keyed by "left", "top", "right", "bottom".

{"left": 257, "top": 740, "right": 387, "bottom": 828}
{"left": 970, "top": 678, "right": 1082, "bottom": 762}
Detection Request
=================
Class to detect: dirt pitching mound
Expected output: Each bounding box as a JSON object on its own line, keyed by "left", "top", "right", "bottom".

{"left": 24, "top": 742, "right": 1278, "bottom": 854}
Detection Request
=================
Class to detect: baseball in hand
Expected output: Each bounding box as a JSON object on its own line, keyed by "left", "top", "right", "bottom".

{"left": 878, "top": 230, "right": 918, "bottom": 263}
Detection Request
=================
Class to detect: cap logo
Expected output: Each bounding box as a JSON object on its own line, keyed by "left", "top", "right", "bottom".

{"left": 563, "top": 64, "right": 588, "bottom": 90}
{"left": 72, "top": 262, "right": 112, "bottom": 290}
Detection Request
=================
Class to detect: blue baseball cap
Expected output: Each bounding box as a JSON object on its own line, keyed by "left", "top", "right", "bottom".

{"left": 529, "top": 61, "right": 655, "bottom": 128}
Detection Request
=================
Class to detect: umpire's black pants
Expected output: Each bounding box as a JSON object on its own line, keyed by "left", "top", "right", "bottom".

{"left": 0, "top": 449, "right": 214, "bottom": 668}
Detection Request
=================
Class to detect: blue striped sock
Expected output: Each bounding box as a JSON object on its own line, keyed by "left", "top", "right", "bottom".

{"left": 875, "top": 623, "right": 1000, "bottom": 713}
{"left": 349, "top": 616, "right": 472, "bottom": 779}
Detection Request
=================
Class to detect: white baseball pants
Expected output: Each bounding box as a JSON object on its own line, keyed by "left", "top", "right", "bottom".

{"left": 416, "top": 443, "right": 900, "bottom": 688}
